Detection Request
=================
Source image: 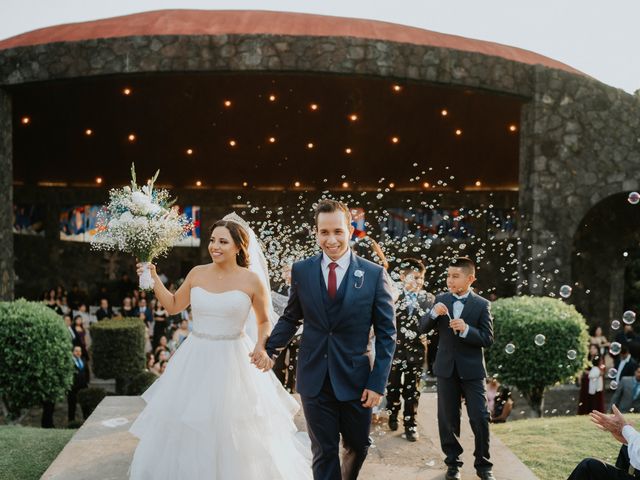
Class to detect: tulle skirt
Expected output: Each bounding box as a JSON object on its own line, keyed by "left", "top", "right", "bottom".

{"left": 129, "top": 333, "right": 312, "bottom": 479}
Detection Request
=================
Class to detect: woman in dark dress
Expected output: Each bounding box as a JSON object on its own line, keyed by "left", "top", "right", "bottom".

{"left": 577, "top": 343, "right": 605, "bottom": 415}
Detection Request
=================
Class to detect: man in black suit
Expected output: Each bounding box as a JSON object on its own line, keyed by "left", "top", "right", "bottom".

{"left": 95, "top": 298, "right": 113, "bottom": 321}
{"left": 615, "top": 345, "right": 639, "bottom": 383}
{"left": 420, "top": 257, "right": 495, "bottom": 480}
{"left": 67, "top": 346, "right": 90, "bottom": 422}
{"left": 386, "top": 258, "right": 435, "bottom": 442}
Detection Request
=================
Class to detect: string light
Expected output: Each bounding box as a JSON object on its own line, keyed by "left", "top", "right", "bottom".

{"left": 475, "top": 180, "right": 482, "bottom": 187}
{"left": 455, "top": 129, "right": 462, "bottom": 136}
{"left": 310, "top": 103, "right": 318, "bottom": 111}
{"left": 391, "top": 136, "right": 399, "bottom": 144}
{"left": 345, "top": 148, "right": 352, "bottom": 154}
{"left": 389, "top": 182, "right": 395, "bottom": 188}
{"left": 229, "top": 140, "right": 237, "bottom": 147}
{"left": 224, "top": 100, "right": 232, "bottom": 107}
{"left": 242, "top": 181, "right": 248, "bottom": 187}
{"left": 85, "top": 129, "right": 93, "bottom": 136}
{"left": 342, "top": 182, "right": 350, "bottom": 188}
{"left": 21, "top": 117, "right": 30, "bottom": 125}
{"left": 128, "top": 134, "right": 136, "bottom": 142}
{"left": 392, "top": 84, "right": 402, "bottom": 92}
{"left": 423, "top": 182, "right": 430, "bottom": 188}
{"left": 186, "top": 148, "right": 193, "bottom": 155}
{"left": 294, "top": 181, "right": 301, "bottom": 187}
{"left": 307, "top": 142, "right": 314, "bottom": 149}
{"left": 123, "top": 88, "right": 132, "bottom": 96}
{"left": 509, "top": 124, "right": 518, "bottom": 132}
{"left": 349, "top": 114, "right": 358, "bottom": 122}
{"left": 196, "top": 180, "right": 202, "bottom": 187}
{"left": 96, "top": 177, "right": 103, "bottom": 185}
{"left": 268, "top": 94, "right": 276, "bottom": 102}
{"left": 441, "top": 109, "right": 448, "bottom": 116}
{"left": 268, "top": 137, "right": 276, "bottom": 143}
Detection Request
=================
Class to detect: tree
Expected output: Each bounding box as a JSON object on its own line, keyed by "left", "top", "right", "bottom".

{"left": 0, "top": 300, "right": 74, "bottom": 423}
{"left": 486, "top": 296, "right": 589, "bottom": 417}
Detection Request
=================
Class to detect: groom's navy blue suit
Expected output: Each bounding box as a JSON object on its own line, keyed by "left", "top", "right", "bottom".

{"left": 266, "top": 252, "right": 396, "bottom": 480}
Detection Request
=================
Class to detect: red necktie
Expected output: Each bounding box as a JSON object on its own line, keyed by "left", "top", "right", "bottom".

{"left": 328, "top": 262, "right": 338, "bottom": 299}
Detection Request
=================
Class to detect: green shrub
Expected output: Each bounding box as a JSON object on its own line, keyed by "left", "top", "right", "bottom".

{"left": 77, "top": 387, "right": 107, "bottom": 419}
{"left": 0, "top": 300, "right": 74, "bottom": 422}
{"left": 126, "top": 371, "right": 158, "bottom": 395}
{"left": 90, "top": 318, "right": 145, "bottom": 394}
{"left": 486, "top": 296, "right": 589, "bottom": 417}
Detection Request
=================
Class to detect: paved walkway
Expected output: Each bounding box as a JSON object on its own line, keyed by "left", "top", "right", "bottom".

{"left": 42, "top": 393, "right": 537, "bottom": 479}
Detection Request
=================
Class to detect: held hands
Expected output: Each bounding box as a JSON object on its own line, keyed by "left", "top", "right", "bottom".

{"left": 361, "top": 389, "right": 382, "bottom": 408}
{"left": 590, "top": 405, "right": 630, "bottom": 444}
{"left": 249, "top": 348, "right": 274, "bottom": 372}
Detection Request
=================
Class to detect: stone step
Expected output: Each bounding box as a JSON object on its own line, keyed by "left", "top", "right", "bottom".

{"left": 42, "top": 393, "right": 538, "bottom": 480}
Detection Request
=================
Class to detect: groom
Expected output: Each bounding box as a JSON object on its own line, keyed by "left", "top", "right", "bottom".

{"left": 264, "top": 199, "right": 396, "bottom": 480}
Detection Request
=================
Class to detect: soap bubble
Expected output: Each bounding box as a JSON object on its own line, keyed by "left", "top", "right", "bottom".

{"left": 534, "top": 334, "right": 546, "bottom": 346}
{"left": 610, "top": 342, "right": 622, "bottom": 356}
{"left": 567, "top": 350, "right": 577, "bottom": 360}
{"left": 628, "top": 192, "right": 640, "bottom": 205}
{"left": 559, "top": 285, "right": 572, "bottom": 299}
{"left": 608, "top": 368, "right": 618, "bottom": 379}
{"left": 610, "top": 380, "right": 619, "bottom": 390}
{"left": 611, "top": 320, "right": 621, "bottom": 330}
{"left": 623, "top": 310, "right": 636, "bottom": 325}
{"left": 505, "top": 343, "right": 516, "bottom": 355}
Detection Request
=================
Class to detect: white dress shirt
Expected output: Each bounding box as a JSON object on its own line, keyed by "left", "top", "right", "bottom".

{"left": 321, "top": 250, "right": 351, "bottom": 291}
{"left": 623, "top": 425, "right": 640, "bottom": 470}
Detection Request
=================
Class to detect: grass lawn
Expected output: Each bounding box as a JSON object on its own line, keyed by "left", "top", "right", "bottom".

{"left": 493, "top": 413, "right": 640, "bottom": 480}
{"left": 0, "top": 426, "right": 74, "bottom": 480}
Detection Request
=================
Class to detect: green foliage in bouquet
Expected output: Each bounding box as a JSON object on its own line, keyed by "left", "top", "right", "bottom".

{"left": 0, "top": 300, "right": 74, "bottom": 422}
{"left": 90, "top": 318, "right": 146, "bottom": 394}
{"left": 486, "top": 296, "right": 589, "bottom": 417}
{"left": 91, "top": 163, "right": 193, "bottom": 262}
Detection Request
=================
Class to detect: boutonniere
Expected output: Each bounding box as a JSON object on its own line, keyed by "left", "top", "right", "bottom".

{"left": 354, "top": 269, "right": 365, "bottom": 289}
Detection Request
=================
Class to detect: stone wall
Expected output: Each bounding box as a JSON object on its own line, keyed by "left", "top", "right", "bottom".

{"left": 0, "top": 89, "right": 13, "bottom": 300}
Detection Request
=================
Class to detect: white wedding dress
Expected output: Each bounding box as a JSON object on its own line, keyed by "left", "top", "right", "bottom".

{"left": 129, "top": 287, "right": 312, "bottom": 479}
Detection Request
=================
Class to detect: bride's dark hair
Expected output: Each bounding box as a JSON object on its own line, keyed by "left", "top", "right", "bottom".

{"left": 209, "top": 221, "right": 250, "bottom": 268}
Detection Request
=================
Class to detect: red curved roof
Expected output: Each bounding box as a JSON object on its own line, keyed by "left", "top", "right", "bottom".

{"left": 0, "top": 9, "right": 583, "bottom": 75}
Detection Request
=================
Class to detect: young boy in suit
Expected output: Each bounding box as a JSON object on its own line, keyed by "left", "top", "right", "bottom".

{"left": 385, "top": 258, "right": 435, "bottom": 441}
{"left": 420, "top": 257, "right": 495, "bottom": 480}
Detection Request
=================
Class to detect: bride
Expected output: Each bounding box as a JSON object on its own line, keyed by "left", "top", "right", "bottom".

{"left": 128, "top": 214, "right": 311, "bottom": 479}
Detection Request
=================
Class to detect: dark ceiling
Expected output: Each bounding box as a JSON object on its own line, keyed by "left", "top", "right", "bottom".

{"left": 11, "top": 72, "right": 523, "bottom": 191}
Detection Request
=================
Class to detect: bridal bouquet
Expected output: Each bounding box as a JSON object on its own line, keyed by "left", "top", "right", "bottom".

{"left": 91, "top": 163, "right": 193, "bottom": 289}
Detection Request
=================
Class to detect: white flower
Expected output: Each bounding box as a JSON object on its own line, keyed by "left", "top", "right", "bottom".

{"left": 120, "top": 211, "right": 134, "bottom": 223}
{"left": 354, "top": 270, "right": 365, "bottom": 278}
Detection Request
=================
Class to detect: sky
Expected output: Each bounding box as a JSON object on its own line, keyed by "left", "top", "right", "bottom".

{"left": 1, "top": 0, "right": 639, "bottom": 94}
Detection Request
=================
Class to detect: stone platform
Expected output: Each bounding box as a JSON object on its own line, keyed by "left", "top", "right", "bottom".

{"left": 42, "top": 393, "right": 537, "bottom": 479}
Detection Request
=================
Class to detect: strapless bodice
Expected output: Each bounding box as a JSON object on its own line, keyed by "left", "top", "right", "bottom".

{"left": 190, "top": 287, "right": 252, "bottom": 339}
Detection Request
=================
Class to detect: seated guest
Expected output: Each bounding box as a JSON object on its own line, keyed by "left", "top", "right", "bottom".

{"left": 63, "top": 314, "right": 77, "bottom": 345}
{"left": 120, "top": 296, "right": 137, "bottom": 317}
{"left": 135, "top": 298, "right": 153, "bottom": 328}
{"left": 610, "top": 366, "right": 640, "bottom": 413}
{"left": 486, "top": 377, "right": 513, "bottom": 423}
{"left": 578, "top": 344, "right": 605, "bottom": 415}
{"left": 95, "top": 298, "right": 113, "bottom": 321}
{"left": 73, "top": 315, "right": 89, "bottom": 360}
{"left": 567, "top": 405, "right": 640, "bottom": 479}
{"left": 172, "top": 319, "right": 191, "bottom": 347}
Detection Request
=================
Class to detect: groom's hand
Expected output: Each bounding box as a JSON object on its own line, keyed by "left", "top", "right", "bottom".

{"left": 361, "top": 389, "right": 382, "bottom": 408}
{"left": 249, "top": 350, "right": 274, "bottom": 372}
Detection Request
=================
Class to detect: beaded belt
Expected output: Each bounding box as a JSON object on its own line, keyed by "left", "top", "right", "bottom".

{"left": 191, "top": 330, "right": 245, "bottom": 341}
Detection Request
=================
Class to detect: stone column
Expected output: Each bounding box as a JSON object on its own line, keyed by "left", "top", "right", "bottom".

{"left": 0, "top": 89, "right": 13, "bottom": 300}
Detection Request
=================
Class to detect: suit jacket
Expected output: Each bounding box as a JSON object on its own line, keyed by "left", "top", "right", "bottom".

{"left": 419, "top": 291, "right": 493, "bottom": 379}
{"left": 395, "top": 290, "right": 435, "bottom": 355}
{"left": 266, "top": 253, "right": 396, "bottom": 400}
{"left": 610, "top": 376, "right": 640, "bottom": 413}
{"left": 614, "top": 356, "right": 638, "bottom": 380}
{"left": 134, "top": 307, "right": 153, "bottom": 325}
{"left": 71, "top": 357, "right": 90, "bottom": 390}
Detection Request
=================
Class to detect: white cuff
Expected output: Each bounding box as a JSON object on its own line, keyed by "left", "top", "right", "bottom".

{"left": 430, "top": 309, "right": 438, "bottom": 319}
{"left": 459, "top": 324, "right": 470, "bottom": 338}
